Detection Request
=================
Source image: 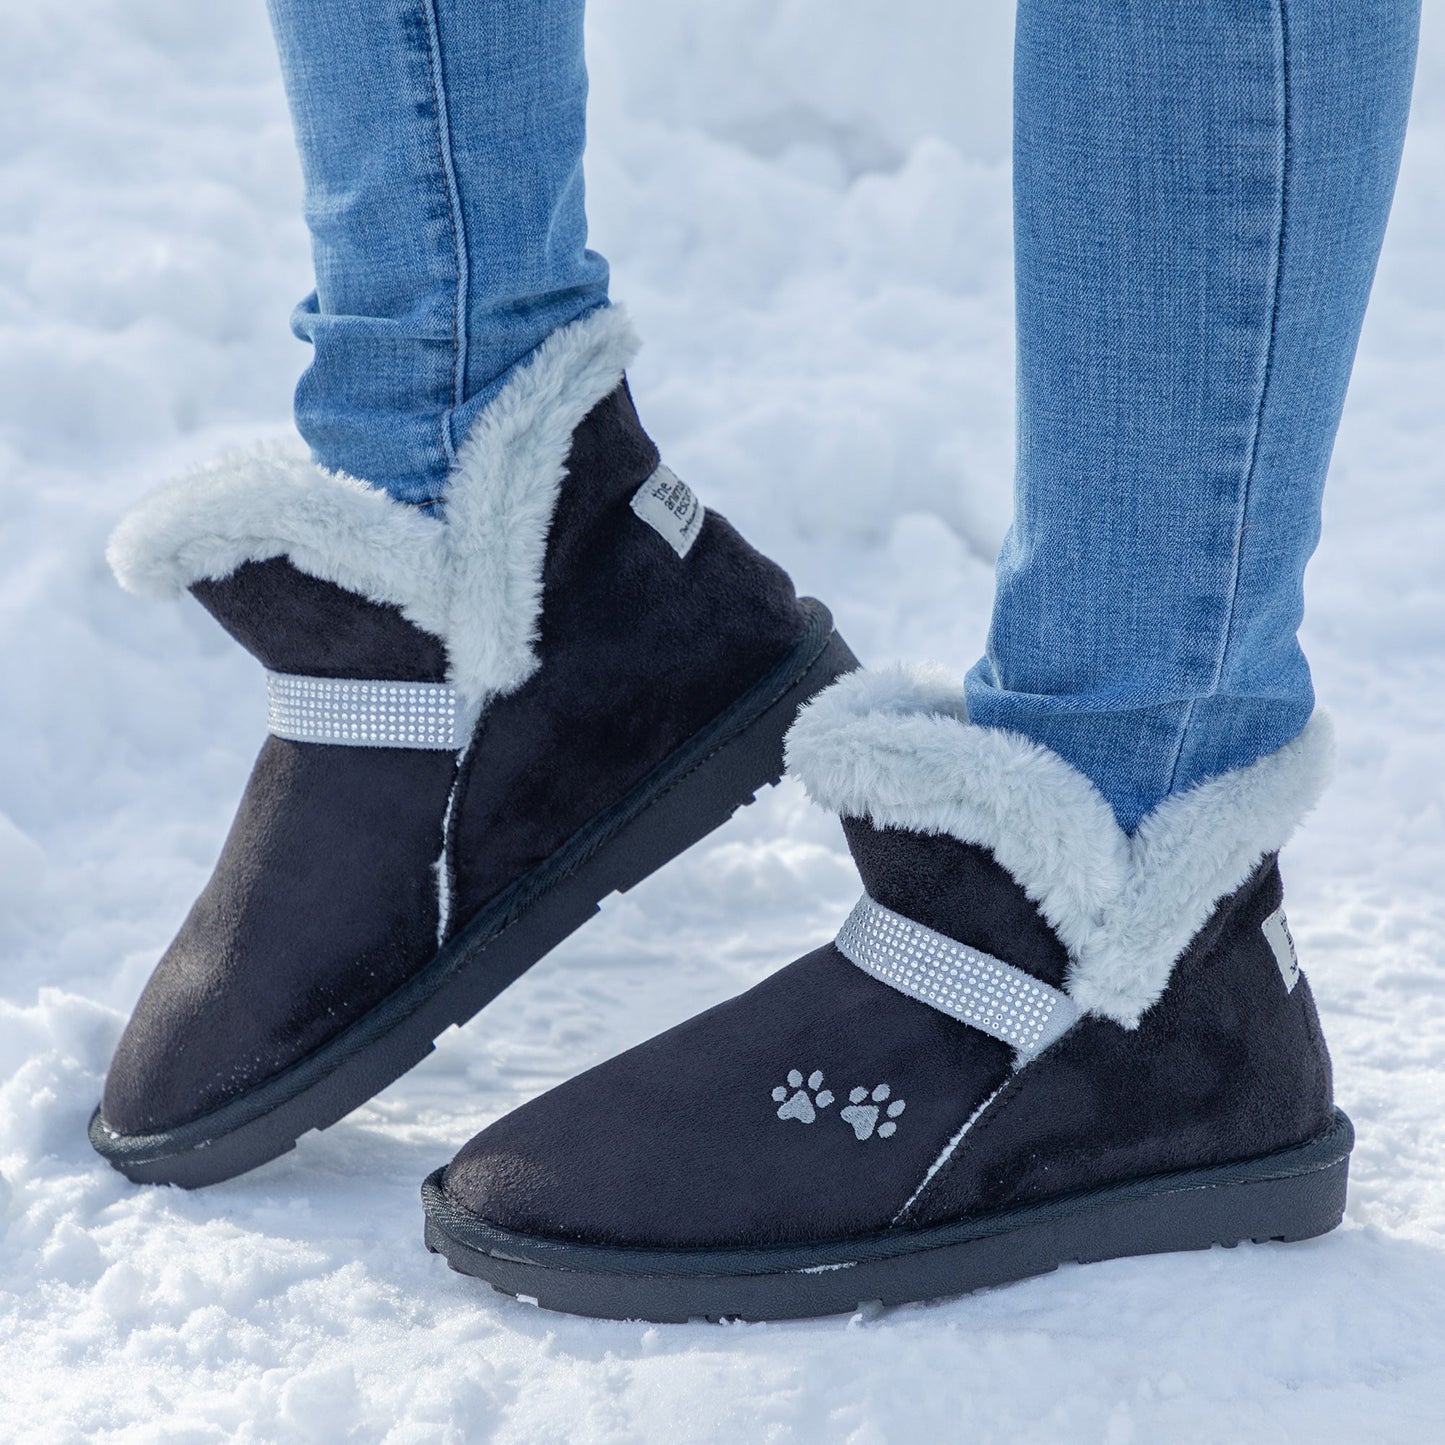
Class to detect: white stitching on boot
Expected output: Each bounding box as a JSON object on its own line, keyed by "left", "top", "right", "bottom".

{"left": 841, "top": 1083, "right": 906, "bottom": 1140}
{"left": 772, "top": 1068, "right": 835, "bottom": 1123}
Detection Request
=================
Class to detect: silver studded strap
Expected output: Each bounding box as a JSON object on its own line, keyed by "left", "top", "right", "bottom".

{"left": 264, "top": 671, "right": 468, "bottom": 750}
{"left": 835, "top": 894, "right": 1077, "bottom": 1061}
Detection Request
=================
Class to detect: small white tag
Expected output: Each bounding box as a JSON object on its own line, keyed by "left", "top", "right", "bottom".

{"left": 1262, "top": 906, "right": 1299, "bottom": 993}
{"left": 630, "top": 464, "right": 704, "bottom": 559}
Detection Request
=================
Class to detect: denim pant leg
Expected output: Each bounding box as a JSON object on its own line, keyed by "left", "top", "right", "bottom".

{"left": 965, "top": 0, "right": 1419, "bottom": 831}
{"left": 265, "top": 0, "right": 609, "bottom": 505}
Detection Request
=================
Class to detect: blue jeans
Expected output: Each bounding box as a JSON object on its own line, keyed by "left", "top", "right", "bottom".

{"left": 266, "top": 0, "right": 1418, "bottom": 826}
{"left": 264, "top": 0, "right": 607, "bottom": 506}
{"left": 965, "top": 0, "right": 1419, "bottom": 829}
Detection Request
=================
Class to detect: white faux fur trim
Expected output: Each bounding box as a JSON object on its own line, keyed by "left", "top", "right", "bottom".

{"left": 785, "top": 664, "right": 1335, "bottom": 1028}
{"left": 107, "top": 305, "right": 639, "bottom": 724}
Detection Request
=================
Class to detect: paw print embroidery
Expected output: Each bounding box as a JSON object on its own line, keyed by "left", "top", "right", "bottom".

{"left": 841, "top": 1083, "right": 906, "bottom": 1140}
{"left": 773, "top": 1069, "right": 834, "bottom": 1124}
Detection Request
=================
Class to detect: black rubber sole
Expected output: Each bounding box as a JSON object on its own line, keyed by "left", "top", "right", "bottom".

{"left": 90, "top": 600, "right": 857, "bottom": 1188}
{"left": 421, "top": 1109, "right": 1354, "bottom": 1323}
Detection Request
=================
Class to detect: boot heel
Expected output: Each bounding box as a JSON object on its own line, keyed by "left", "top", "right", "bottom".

{"left": 1241, "top": 1127, "right": 1353, "bottom": 1246}
{"left": 1073, "top": 1109, "right": 1354, "bottom": 1268}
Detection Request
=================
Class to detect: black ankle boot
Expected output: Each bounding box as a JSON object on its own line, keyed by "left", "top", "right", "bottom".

{"left": 423, "top": 664, "right": 1347, "bottom": 1322}
{"left": 91, "top": 307, "right": 856, "bottom": 1187}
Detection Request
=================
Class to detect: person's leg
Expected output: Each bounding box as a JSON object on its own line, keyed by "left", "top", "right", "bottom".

{"left": 91, "top": 1, "right": 859, "bottom": 1185}
{"left": 422, "top": 1, "right": 1421, "bottom": 1321}
{"left": 966, "top": 0, "right": 1420, "bottom": 831}
{"left": 265, "top": 0, "right": 609, "bottom": 505}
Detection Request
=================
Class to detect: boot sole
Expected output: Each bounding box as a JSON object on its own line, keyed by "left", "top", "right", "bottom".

{"left": 90, "top": 600, "right": 858, "bottom": 1188}
{"left": 420, "top": 1108, "right": 1354, "bottom": 1323}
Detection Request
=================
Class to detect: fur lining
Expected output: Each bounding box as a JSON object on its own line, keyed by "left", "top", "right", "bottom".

{"left": 107, "top": 305, "right": 640, "bottom": 722}
{"left": 785, "top": 664, "right": 1335, "bottom": 1027}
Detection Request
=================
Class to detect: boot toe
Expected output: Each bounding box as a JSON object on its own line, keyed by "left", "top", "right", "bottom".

{"left": 439, "top": 944, "right": 1014, "bottom": 1249}
{"left": 99, "top": 946, "right": 304, "bottom": 1138}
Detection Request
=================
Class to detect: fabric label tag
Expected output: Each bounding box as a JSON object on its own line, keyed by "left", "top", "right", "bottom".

{"left": 630, "top": 464, "right": 704, "bottom": 559}
{"left": 1262, "top": 906, "right": 1299, "bottom": 993}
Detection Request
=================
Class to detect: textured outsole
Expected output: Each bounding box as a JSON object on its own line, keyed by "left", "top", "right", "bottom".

{"left": 90, "top": 600, "right": 858, "bottom": 1188}
{"left": 421, "top": 1109, "right": 1354, "bottom": 1323}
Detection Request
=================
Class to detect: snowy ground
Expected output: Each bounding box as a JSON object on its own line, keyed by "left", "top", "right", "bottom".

{"left": 2, "top": 2, "right": 1444, "bottom": 1440}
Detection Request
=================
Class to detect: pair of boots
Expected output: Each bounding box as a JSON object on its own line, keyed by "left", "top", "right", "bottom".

{"left": 93, "top": 308, "right": 1351, "bottom": 1323}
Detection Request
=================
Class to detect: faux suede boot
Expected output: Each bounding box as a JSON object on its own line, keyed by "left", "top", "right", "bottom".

{"left": 91, "top": 308, "right": 856, "bottom": 1187}
{"left": 423, "top": 664, "right": 1350, "bottom": 1322}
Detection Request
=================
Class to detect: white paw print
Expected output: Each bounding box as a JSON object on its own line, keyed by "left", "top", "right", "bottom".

{"left": 772, "top": 1069, "right": 835, "bottom": 1124}
{"left": 840, "top": 1083, "right": 906, "bottom": 1140}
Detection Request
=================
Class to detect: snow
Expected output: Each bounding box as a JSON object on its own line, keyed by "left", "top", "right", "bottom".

{"left": 2, "top": 1, "right": 1443, "bottom": 1439}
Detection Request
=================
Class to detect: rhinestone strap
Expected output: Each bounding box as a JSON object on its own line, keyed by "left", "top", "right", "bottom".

{"left": 835, "top": 894, "right": 1077, "bottom": 1061}
{"left": 265, "top": 671, "right": 466, "bottom": 750}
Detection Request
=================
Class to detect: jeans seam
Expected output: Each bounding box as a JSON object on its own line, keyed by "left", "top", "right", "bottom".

{"left": 1165, "top": 0, "right": 1292, "bottom": 798}
{"left": 418, "top": 0, "right": 469, "bottom": 473}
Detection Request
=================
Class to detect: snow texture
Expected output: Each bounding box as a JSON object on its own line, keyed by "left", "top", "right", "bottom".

{"left": 1, "top": 2, "right": 1443, "bottom": 1441}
